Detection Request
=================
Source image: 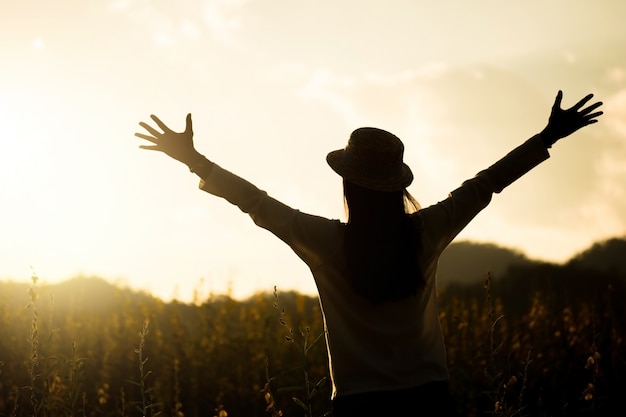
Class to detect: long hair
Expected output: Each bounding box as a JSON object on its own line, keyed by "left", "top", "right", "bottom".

{"left": 343, "top": 179, "right": 425, "bottom": 304}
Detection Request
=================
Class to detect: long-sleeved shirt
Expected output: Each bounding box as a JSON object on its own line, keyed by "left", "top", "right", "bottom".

{"left": 195, "top": 134, "right": 550, "bottom": 399}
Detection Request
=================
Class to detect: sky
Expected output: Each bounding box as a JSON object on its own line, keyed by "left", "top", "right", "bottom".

{"left": 1, "top": 0, "right": 625, "bottom": 302}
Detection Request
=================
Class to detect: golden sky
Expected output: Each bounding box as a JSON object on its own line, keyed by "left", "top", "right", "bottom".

{"left": 1, "top": 0, "right": 625, "bottom": 301}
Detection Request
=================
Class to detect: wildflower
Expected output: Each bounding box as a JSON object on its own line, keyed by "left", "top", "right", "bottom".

{"left": 582, "top": 383, "right": 594, "bottom": 401}
{"left": 504, "top": 375, "right": 517, "bottom": 389}
{"left": 494, "top": 401, "right": 503, "bottom": 412}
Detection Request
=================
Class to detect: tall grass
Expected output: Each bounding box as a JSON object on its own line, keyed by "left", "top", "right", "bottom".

{"left": 0, "top": 269, "right": 623, "bottom": 416}
{"left": 262, "top": 287, "right": 328, "bottom": 417}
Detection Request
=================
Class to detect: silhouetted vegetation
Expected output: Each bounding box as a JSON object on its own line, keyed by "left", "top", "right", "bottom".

{"left": 1, "top": 237, "right": 625, "bottom": 416}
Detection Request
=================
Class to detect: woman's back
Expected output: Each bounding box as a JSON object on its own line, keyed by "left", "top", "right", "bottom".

{"left": 312, "top": 216, "right": 449, "bottom": 398}
{"left": 342, "top": 180, "right": 424, "bottom": 304}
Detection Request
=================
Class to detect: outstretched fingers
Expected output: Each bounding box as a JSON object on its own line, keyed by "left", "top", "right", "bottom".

{"left": 579, "top": 100, "right": 603, "bottom": 115}
{"left": 138, "top": 144, "right": 161, "bottom": 151}
{"left": 578, "top": 98, "right": 603, "bottom": 127}
{"left": 569, "top": 93, "right": 595, "bottom": 112}
{"left": 150, "top": 114, "right": 174, "bottom": 134}
{"left": 582, "top": 110, "right": 603, "bottom": 125}
{"left": 134, "top": 131, "right": 159, "bottom": 144}
{"left": 137, "top": 121, "right": 163, "bottom": 140}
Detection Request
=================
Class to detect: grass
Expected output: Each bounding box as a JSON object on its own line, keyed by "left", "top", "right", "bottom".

{"left": 262, "top": 286, "right": 328, "bottom": 417}
{"left": 0, "top": 270, "right": 623, "bottom": 416}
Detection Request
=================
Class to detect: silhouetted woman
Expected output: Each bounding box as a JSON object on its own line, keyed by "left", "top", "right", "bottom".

{"left": 135, "top": 90, "right": 602, "bottom": 417}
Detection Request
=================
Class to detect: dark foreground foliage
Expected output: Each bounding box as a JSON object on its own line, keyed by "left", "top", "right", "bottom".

{"left": 0, "top": 262, "right": 624, "bottom": 417}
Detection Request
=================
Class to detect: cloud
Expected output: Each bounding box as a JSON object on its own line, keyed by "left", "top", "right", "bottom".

{"left": 180, "top": 19, "right": 201, "bottom": 40}
{"left": 109, "top": 0, "right": 131, "bottom": 11}
{"left": 604, "top": 87, "right": 626, "bottom": 138}
{"left": 109, "top": 0, "right": 247, "bottom": 49}
{"left": 587, "top": 102, "right": 626, "bottom": 237}
{"left": 152, "top": 29, "right": 176, "bottom": 48}
{"left": 293, "top": 63, "right": 453, "bottom": 130}
{"left": 295, "top": 69, "right": 359, "bottom": 127}
{"left": 606, "top": 66, "right": 626, "bottom": 84}
{"left": 202, "top": 0, "right": 249, "bottom": 46}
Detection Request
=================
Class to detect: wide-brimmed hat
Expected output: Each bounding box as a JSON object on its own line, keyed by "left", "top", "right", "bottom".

{"left": 326, "top": 127, "right": 413, "bottom": 192}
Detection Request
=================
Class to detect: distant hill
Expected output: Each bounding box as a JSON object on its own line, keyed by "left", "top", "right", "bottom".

{"left": 438, "top": 236, "right": 626, "bottom": 320}
{"left": 437, "top": 236, "right": 626, "bottom": 288}
{"left": 1, "top": 236, "right": 624, "bottom": 304}
{"left": 566, "top": 236, "right": 626, "bottom": 275}
{"left": 0, "top": 275, "right": 157, "bottom": 314}
{"left": 437, "top": 240, "right": 534, "bottom": 287}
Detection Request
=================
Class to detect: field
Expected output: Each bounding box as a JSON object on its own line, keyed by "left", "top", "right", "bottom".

{"left": 0, "top": 263, "right": 624, "bottom": 417}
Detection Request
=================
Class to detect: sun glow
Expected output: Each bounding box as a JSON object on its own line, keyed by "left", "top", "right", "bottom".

{"left": 1, "top": 1, "right": 625, "bottom": 302}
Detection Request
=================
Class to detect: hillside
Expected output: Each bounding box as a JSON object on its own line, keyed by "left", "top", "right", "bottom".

{"left": 437, "top": 235, "right": 626, "bottom": 288}
{"left": 437, "top": 240, "right": 533, "bottom": 287}
{"left": 2, "top": 236, "right": 625, "bottom": 303}
{"left": 566, "top": 237, "right": 626, "bottom": 274}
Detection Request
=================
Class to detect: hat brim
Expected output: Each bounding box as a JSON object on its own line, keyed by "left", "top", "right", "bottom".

{"left": 326, "top": 149, "right": 413, "bottom": 192}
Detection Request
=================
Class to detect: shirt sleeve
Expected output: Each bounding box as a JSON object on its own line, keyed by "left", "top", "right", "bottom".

{"left": 419, "top": 134, "right": 550, "bottom": 254}
{"left": 196, "top": 164, "right": 342, "bottom": 270}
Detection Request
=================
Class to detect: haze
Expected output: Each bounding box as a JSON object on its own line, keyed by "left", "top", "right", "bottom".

{"left": 1, "top": 1, "right": 625, "bottom": 301}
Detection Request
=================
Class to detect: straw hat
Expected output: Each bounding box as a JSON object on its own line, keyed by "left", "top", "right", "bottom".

{"left": 326, "top": 127, "right": 413, "bottom": 191}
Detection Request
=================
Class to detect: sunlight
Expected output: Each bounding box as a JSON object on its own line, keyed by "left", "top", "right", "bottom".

{"left": 0, "top": 81, "right": 48, "bottom": 196}
{"left": 0, "top": 72, "right": 122, "bottom": 284}
{"left": 0, "top": 107, "right": 19, "bottom": 174}
{"left": 1, "top": 2, "right": 625, "bottom": 414}
{"left": 0, "top": 0, "right": 624, "bottom": 303}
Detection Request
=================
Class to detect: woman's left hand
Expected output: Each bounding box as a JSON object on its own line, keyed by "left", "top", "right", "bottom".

{"left": 540, "top": 90, "right": 604, "bottom": 147}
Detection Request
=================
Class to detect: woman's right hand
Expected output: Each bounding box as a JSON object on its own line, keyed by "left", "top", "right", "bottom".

{"left": 134, "top": 113, "right": 204, "bottom": 166}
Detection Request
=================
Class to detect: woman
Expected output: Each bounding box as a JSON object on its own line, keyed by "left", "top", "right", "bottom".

{"left": 134, "top": 90, "right": 602, "bottom": 416}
